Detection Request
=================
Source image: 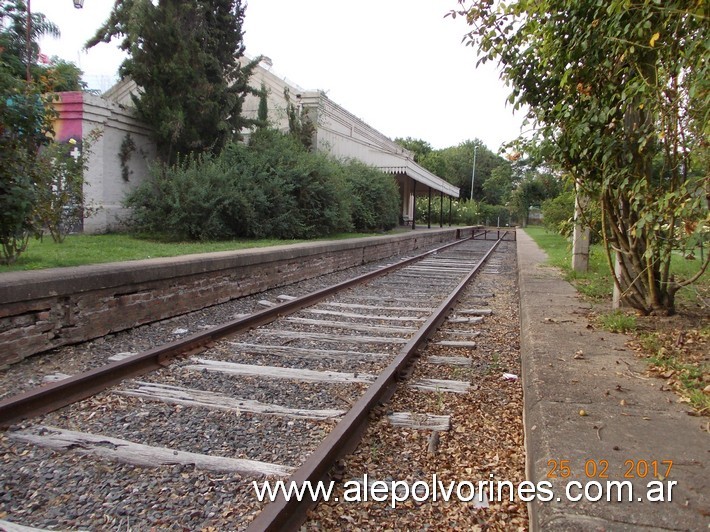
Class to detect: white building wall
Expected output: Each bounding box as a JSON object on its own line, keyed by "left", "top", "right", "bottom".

{"left": 81, "top": 94, "right": 157, "bottom": 233}
{"left": 242, "top": 61, "right": 302, "bottom": 134}
{"left": 71, "top": 59, "right": 457, "bottom": 233}
{"left": 242, "top": 62, "right": 419, "bottom": 170}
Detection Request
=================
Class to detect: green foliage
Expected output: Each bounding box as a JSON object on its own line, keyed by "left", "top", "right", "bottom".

{"left": 0, "top": 1, "right": 82, "bottom": 90}
{"left": 245, "top": 128, "right": 350, "bottom": 238}
{"left": 0, "top": 150, "right": 35, "bottom": 263}
{"left": 455, "top": 1, "right": 709, "bottom": 314}
{"left": 394, "top": 137, "right": 433, "bottom": 163}
{"left": 419, "top": 139, "right": 508, "bottom": 201}
{"left": 342, "top": 160, "right": 400, "bottom": 232}
{"left": 33, "top": 133, "right": 98, "bottom": 243}
{"left": 482, "top": 163, "right": 512, "bottom": 205}
{"left": 415, "top": 198, "right": 512, "bottom": 227}
{"left": 284, "top": 87, "right": 315, "bottom": 150}
{"left": 542, "top": 187, "right": 603, "bottom": 244}
{"left": 88, "top": 0, "right": 258, "bottom": 163}
{"left": 415, "top": 195, "right": 450, "bottom": 226}
{"left": 126, "top": 151, "right": 251, "bottom": 241}
{"left": 0, "top": 2, "right": 96, "bottom": 263}
{"left": 256, "top": 82, "right": 268, "bottom": 127}
{"left": 118, "top": 133, "right": 136, "bottom": 182}
{"left": 126, "top": 129, "right": 360, "bottom": 241}
{"left": 0, "top": 71, "right": 55, "bottom": 263}
{"left": 39, "top": 58, "right": 85, "bottom": 92}
{"left": 0, "top": 0, "right": 59, "bottom": 80}
{"left": 541, "top": 191, "right": 575, "bottom": 236}
{"left": 596, "top": 311, "right": 637, "bottom": 334}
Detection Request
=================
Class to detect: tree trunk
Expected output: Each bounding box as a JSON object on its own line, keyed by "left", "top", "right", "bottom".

{"left": 572, "top": 182, "right": 590, "bottom": 272}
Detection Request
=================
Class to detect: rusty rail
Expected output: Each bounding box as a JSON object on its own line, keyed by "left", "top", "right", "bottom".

{"left": 0, "top": 236, "right": 477, "bottom": 428}
{"left": 246, "top": 232, "right": 507, "bottom": 531}
{"left": 472, "top": 228, "right": 516, "bottom": 241}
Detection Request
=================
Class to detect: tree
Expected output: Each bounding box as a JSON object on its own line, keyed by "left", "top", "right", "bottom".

{"left": 0, "top": 68, "right": 55, "bottom": 263}
{"left": 453, "top": 0, "right": 709, "bottom": 314}
{"left": 0, "top": 0, "right": 59, "bottom": 80}
{"left": 0, "top": 2, "right": 88, "bottom": 263}
{"left": 87, "top": 0, "right": 258, "bottom": 163}
{"left": 482, "top": 162, "right": 513, "bottom": 205}
{"left": 0, "top": 1, "right": 82, "bottom": 90}
{"left": 256, "top": 82, "right": 268, "bottom": 128}
{"left": 33, "top": 133, "right": 97, "bottom": 243}
{"left": 394, "top": 137, "right": 433, "bottom": 163}
{"left": 419, "top": 139, "right": 507, "bottom": 201}
{"left": 285, "top": 87, "right": 315, "bottom": 150}
{"left": 39, "top": 57, "right": 86, "bottom": 92}
{"left": 510, "top": 175, "right": 545, "bottom": 227}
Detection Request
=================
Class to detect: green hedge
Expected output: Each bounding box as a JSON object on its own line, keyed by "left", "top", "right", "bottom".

{"left": 125, "top": 129, "right": 400, "bottom": 240}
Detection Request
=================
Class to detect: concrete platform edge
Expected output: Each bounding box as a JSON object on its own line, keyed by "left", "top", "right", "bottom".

{"left": 517, "top": 230, "right": 709, "bottom": 531}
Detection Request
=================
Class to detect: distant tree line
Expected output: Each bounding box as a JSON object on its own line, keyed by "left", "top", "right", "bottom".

{"left": 395, "top": 136, "right": 561, "bottom": 227}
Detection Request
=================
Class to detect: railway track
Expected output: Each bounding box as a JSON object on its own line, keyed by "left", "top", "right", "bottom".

{"left": 0, "top": 232, "right": 516, "bottom": 530}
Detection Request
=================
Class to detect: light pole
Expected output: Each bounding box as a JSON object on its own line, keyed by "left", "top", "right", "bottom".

{"left": 469, "top": 144, "right": 478, "bottom": 201}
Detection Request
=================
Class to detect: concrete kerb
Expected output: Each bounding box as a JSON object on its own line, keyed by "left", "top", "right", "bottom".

{"left": 517, "top": 230, "right": 709, "bottom": 531}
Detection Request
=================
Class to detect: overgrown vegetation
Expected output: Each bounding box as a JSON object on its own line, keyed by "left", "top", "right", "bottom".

{"left": 344, "top": 160, "right": 400, "bottom": 233}
{"left": 125, "top": 128, "right": 399, "bottom": 240}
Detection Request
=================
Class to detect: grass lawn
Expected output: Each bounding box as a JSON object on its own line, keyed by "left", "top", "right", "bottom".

{"left": 0, "top": 231, "right": 394, "bottom": 272}
{"left": 524, "top": 225, "right": 709, "bottom": 415}
{"left": 524, "top": 225, "right": 614, "bottom": 301}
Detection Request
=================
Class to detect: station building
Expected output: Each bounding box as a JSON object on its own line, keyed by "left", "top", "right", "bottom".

{"left": 51, "top": 59, "right": 459, "bottom": 233}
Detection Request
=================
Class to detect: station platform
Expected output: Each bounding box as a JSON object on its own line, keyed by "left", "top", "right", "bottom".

{"left": 517, "top": 230, "right": 709, "bottom": 530}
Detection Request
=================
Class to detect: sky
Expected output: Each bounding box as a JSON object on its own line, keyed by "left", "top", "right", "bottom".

{"left": 34, "top": 0, "right": 526, "bottom": 152}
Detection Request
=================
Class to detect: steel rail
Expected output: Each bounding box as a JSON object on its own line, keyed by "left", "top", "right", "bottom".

{"left": 0, "top": 235, "right": 478, "bottom": 428}
{"left": 246, "top": 232, "right": 507, "bottom": 531}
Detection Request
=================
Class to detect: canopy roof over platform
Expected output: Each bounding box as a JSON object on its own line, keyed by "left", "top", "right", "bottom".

{"left": 379, "top": 163, "right": 460, "bottom": 197}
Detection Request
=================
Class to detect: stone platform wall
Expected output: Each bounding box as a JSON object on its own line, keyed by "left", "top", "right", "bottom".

{"left": 0, "top": 228, "right": 475, "bottom": 367}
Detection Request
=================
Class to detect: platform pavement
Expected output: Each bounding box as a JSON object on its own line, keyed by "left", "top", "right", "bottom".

{"left": 516, "top": 230, "right": 709, "bottom": 531}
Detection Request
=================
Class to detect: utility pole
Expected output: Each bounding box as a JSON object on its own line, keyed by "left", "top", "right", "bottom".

{"left": 470, "top": 144, "right": 478, "bottom": 201}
